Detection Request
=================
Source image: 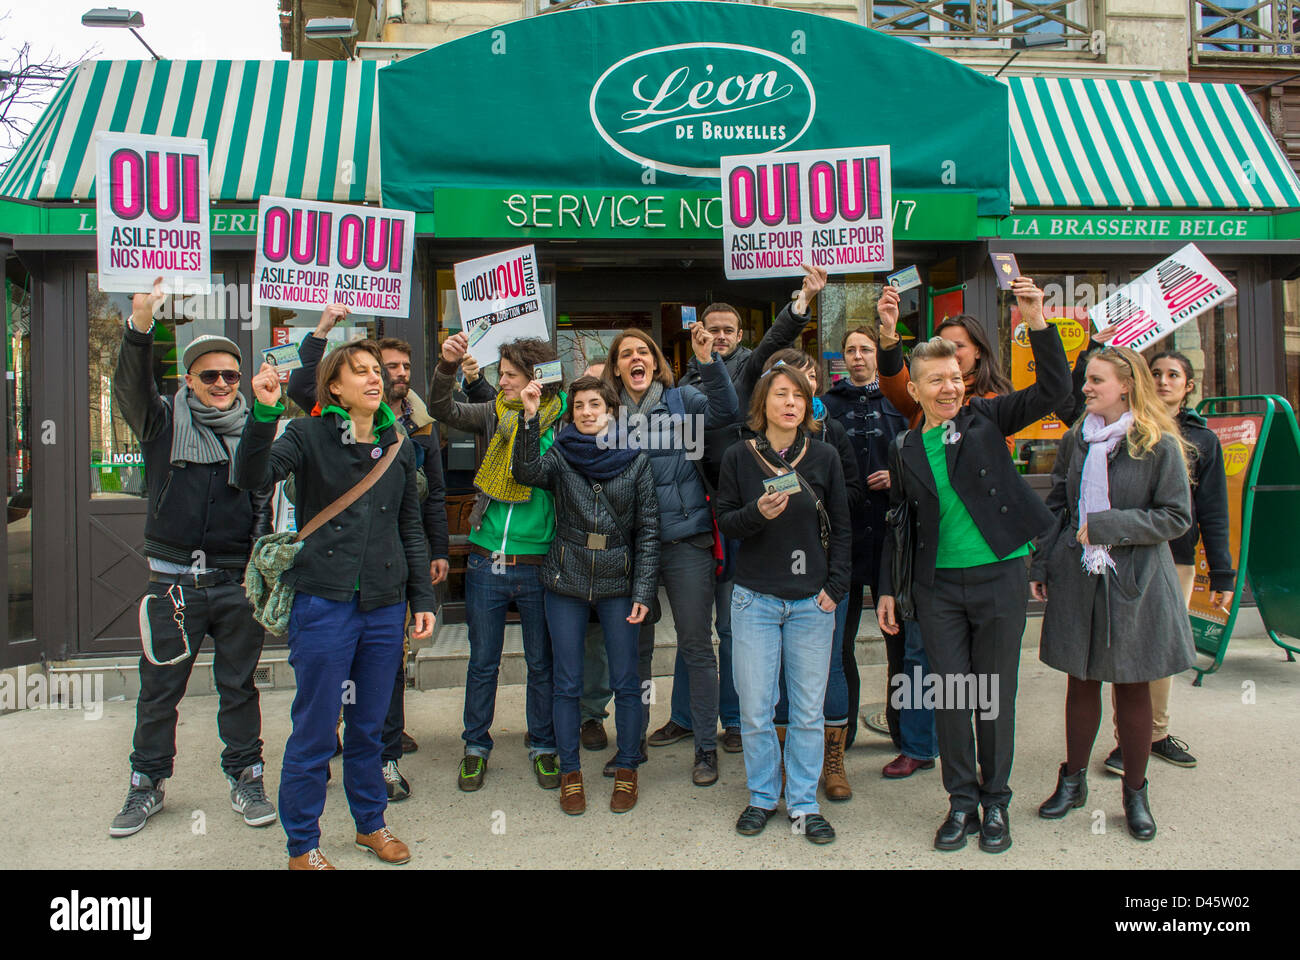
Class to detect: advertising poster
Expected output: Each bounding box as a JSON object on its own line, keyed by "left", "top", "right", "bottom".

{"left": 1010, "top": 308, "right": 1091, "bottom": 441}
{"left": 94, "top": 131, "right": 211, "bottom": 294}
{"left": 454, "top": 245, "right": 548, "bottom": 368}
{"left": 721, "top": 145, "right": 893, "bottom": 280}
{"left": 253, "top": 196, "right": 415, "bottom": 318}
{"left": 1088, "top": 243, "right": 1235, "bottom": 351}
{"left": 1188, "top": 414, "right": 1261, "bottom": 646}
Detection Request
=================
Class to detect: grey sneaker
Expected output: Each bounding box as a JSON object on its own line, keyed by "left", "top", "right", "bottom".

{"left": 228, "top": 763, "right": 277, "bottom": 827}
{"left": 384, "top": 760, "right": 411, "bottom": 802}
{"left": 109, "top": 771, "right": 165, "bottom": 838}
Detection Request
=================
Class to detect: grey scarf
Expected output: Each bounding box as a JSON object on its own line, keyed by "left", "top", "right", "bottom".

{"left": 170, "top": 385, "right": 249, "bottom": 488}
{"left": 622, "top": 379, "right": 664, "bottom": 417}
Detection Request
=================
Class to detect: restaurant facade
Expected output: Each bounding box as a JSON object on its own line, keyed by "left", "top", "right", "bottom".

{"left": 2, "top": 1, "right": 1298, "bottom": 666}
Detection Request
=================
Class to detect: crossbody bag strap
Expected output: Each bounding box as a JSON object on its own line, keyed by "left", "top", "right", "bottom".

{"left": 753, "top": 436, "right": 831, "bottom": 552}
{"left": 294, "top": 436, "right": 404, "bottom": 543}
{"left": 591, "top": 482, "right": 634, "bottom": 549}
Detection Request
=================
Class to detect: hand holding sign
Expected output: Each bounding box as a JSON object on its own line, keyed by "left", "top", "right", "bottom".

{"left": 1091, "top": 322, "right": 1121, "bottom": 346}
{"left": 877, "top": 286, "right": 900, "bottom": 346}
{"left": 462, "top": 353, "right": 480, "bottom": 383}
{"left": 441, "top": 332, "right": 469, "bottom": 366}
{"left": 251, "top": 362, "right": 283, "bottom": 407}
{"left": 690, "top": 321, "right": 717, "bottom": 365}
{"left": 314, "top": 302, "right": 350, "bottom": 338}
{"left": 521, "top": 380, "right": 542, "bottom": 419}
{"left": 130, "top": 277, "right": 166, "bottom": 332}
{"left": 1010, "top": 277, "right": 1047, "bottom": 330}
{"left": 793, "top": 264, "right": 828, "bottom": 315}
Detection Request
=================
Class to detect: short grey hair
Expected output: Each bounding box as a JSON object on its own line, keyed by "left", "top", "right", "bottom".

{"left": 907, "top": 336, "right": 959, "bottom": 376}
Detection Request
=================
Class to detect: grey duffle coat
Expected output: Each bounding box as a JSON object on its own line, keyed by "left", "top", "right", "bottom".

{"left": 1032, "top": 426, "right": 1195, "bottom": 683}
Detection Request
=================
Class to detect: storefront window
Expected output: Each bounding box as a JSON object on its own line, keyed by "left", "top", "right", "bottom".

{"left": 1283, "top": 278, "right": 1300, "bottom": 424}
{"left": 819, "top": 274, "right": 921, "bottom": 387}
{"left": 7, "top": 278, "right": 34, "bottom": 641}
{"left": 88, "top": 273, "right": 228, "bottom": 499}
{"left": 1145, "top": 271, "right": 1239, "bottom": 408}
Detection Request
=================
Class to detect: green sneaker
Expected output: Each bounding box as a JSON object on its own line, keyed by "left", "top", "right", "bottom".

{"left": 534, "top": 753, "right": 561, "bottom": 789}
{"left": 458, "top": 754, "right": 486, "bottom": 792}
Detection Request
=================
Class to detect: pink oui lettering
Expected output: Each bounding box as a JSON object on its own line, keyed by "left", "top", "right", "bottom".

{"left": 337, "top": 214, "right": 403, "bottom": 272}
{"left": 289, "top": 209, "right": 332, "bottom": 266}
{"left": 809, "top": 157, "right": 882, "bottom": 225}
{"left": 729, "top": 163, "right": 802, "bottom": 228}
{"left": 109, "top": 148, "right": 201, "bottom": 224}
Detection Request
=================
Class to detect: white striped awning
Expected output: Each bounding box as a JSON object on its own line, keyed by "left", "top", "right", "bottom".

{"left": 1009, "top": 76, "right": 1300, "bottom": 210}
{"left": 0, "top": 59, "right": 381, "bottom": 203}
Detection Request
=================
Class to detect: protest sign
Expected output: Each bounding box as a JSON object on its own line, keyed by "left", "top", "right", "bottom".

{"left": 454, "top": 245, "right": 548, "bottom": 368}
{"left": 721, "top": 145, "right": 893, "bottom": 280}
{"left": 94, "top": 132, "right": 211, "bottom": 294}
{"left": 253, "top": 196, "right": 415, "bottom": 318}
{"left": 1009, "top": 308, "right": 1091, "bottom": 442}
{"left": 1088, "top": 243, "right": 1234, "bottom": 351}
{"left": 1188, "top": 415, "right": 1258, "bottom": 634}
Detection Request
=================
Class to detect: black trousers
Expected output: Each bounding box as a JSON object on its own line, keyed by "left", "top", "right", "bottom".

{"left": 381, "top": 662, "right": 405, "bottom": 763}
{"left": 843, "top": 576, "right": 903, "bottom": 749}
{"left": 914, "top": 557, "right": 1026, "bottom": 814}
{"left": 130, "top": 580, "right": 265, "bottom": 780}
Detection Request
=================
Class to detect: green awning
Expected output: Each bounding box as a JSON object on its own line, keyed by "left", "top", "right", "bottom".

{"left": 1008, "top": 76, "right": 1300, "bottom": 210}
{"left": 0, "top": 59, "right": 381, "bottom": 203}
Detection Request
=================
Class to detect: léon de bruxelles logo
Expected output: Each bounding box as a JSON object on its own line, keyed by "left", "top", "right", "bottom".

{"left": 590, "top": 42, "right": 816, "bottom": 178}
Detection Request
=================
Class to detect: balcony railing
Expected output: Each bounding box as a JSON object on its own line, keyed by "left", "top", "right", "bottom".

{"left": 1191, "top": 0, "right": 1299, "bottom": 60}
{"left": 865, "top": 0, "right": 1093, "bottom": 46}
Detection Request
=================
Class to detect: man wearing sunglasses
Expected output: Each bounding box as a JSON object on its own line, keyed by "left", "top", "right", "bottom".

{"left": 108, "top": 279, "right": 276, "bottom": 840}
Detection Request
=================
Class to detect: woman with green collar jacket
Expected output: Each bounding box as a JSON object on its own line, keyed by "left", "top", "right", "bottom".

{"left": 237, "top": 340, "right": 435, "bottom": 871}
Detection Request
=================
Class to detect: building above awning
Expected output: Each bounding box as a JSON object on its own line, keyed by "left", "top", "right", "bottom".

{"left": 1009, "top": 77, "right": 1300, "bottom": 210}
{"left": 0, "top": 59, "right": 380, "bottom": 203}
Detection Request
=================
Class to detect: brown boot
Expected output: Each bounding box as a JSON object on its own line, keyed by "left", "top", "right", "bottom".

{"left": 288, "top": 847, "right": 335, "bottom": 870}
{"left": 821, "top": 726, "right": 852, "bottom": 802}
{"left": 559, "top": 771, "right": 586, "bottom": 815}
{"left": 776, "top": 726, "right": 787, "bottom": 797}
{"left": 610, "top": 769, "right": 638, "bottom": 813}
{"left": 354, "top": 827, "right": 411, "bottom": 864}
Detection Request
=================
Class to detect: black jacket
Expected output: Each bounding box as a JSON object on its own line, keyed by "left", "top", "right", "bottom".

{"left": 511, "top": 420, "right": 661, "bottom": 606}
{"left": 822, "top": 378, "right": 909, "bottom": 585}
{"left": 716, "top": 429, "right": 852, "bottom": 604}
{"left": 817, "top": 414, "right": 864, "bottom": 516}
{"left": 234, "top": 408, "right": 436, "bottom": 614}
{"left": 1170, "top": 409, "right": 1235, "bottom": 589}
{"left": 879, "top": 324, "right": 1071, "bottom": 595}
{"left": 113, "top": 324, "right": 273, "bottom": 569}
{"left": 287, "top": 334, "right": 449, "bottom": 561}
{"left": 679, "top": 302, "right": 813, "bottom": 415}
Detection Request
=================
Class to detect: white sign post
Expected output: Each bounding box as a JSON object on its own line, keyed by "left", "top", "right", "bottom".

{"left": 721, "top": 145, "right": 893, "bottom": 280}
{"left": 94, "top": 132, "right": 211, "bottom": 294}
{"left": 252, "top": 196, "right": 415, "bottom": 318}
{"left": 1089, "top": 243, "right": 1236, "bottom": 351}
{"left": 453, "top": 245, "right": 549, "bottom": 368}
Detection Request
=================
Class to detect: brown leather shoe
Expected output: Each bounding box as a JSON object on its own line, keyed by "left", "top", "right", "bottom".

{"left": 288, "top": 847, "right": 335, "bottom": 870}
{"left": 580, "top": 719, "right": 608, "bottom": 751}
{"left": 354, "top": 827, "right": 411, "bottom": 864}
{"left": 720, "top": 726, "right": 743, "bottom": 753}
{"left": 559, "top": 771, "right": 586, "bottom": 815}
{"left": 882, "top": 753, "right": 936, "bottom": 779}
{"left": 610, "top": 769, "right": 638, "bottom": 813}
{"left": 821, "top": 726, "right": 852, "bottom": 802}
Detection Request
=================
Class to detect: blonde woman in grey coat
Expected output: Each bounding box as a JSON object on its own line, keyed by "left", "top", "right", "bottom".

{"left": 1030, "top": 345, "right": 1192, "bottom": 842}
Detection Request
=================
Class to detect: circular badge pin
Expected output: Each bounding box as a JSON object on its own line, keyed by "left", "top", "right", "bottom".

{"left": 370, "top": 446, "right": 383, "bottom": 459}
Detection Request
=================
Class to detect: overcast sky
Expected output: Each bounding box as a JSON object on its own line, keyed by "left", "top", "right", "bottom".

{"left": 2, "top": 1, "right": 286, "bottom": 163}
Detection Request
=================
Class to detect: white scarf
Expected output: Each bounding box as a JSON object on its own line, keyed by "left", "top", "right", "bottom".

{"left": 1078, "top": 411, "right": 1133, "bottom": 575}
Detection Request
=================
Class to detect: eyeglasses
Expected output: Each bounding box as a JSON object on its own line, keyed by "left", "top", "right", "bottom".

{"left": 195, "top": 370, "right": 241, "bottom": 385}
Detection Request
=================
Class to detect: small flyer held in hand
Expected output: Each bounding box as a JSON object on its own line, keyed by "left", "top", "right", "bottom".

{"left": 990, "top": 252, "right": 1021, "bottom": 290}
{"left": 886, "top": 265, "right": 922, "bottom": 292}
{"left": 534, "top": 360, "right": 563, "bottom": 385}
{"left": 681, "top": 304, "right": 697, "bottom": 330}
{"left": 762, "top": 471, "right": 801, "bottom": 496}
{"left": 261, "top": 343, "right": 303, "bottom": 372}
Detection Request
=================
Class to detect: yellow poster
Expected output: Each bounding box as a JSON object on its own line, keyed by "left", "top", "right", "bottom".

{"left": 1009, "top": 308, "right": 1091, "bottom": 441}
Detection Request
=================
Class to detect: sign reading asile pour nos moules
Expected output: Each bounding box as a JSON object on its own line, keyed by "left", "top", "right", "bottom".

{"left": 252, "top": 196, "right": 415, "bottom": 318}
{"left": 721, "top": 145, "right": 893, "bottom": 280}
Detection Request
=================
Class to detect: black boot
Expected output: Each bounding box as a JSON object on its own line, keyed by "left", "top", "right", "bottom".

{"left": 1122, "top": 779, "right": 1156, "bottom": 841}
{"left": 1038, "top": 762, "right": 1088, "bottom": 819}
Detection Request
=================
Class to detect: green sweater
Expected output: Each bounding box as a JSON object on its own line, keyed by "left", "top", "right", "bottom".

{"left": 923, "top": 425, "right": 1030, "bottom": 569}
{"left": 469, "top": 418, "right": 559, "bottom": 556}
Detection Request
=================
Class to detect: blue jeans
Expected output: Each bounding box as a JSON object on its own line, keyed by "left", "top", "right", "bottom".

{"left": 731, "top": 585, "right": 835, "bottom": 818}
{"left": 280, "top": 592, "right": 406, "bottom": 858}
{"left": 463, "top": 552, "right": 555, "bottom": 759}
{"left": 898, "top": 619, "right": 939, "bottom": 760}
{"left": 670, "top": 577, "right": 740, "bottom": 730}
{"left": 546, "top": 591, "right": 642, "bottom": 773}
{"left": 774, "top": 595, "right": 849, "bottom": 725}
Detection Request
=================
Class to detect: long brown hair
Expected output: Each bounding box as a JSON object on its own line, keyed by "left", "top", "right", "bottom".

{"left": 747, "top": 364, "right": 817, "bottom": 434}
{"left": 935, "top": 314, "right": 1012, "bottom": 396}
{"left": 602, "top": 328, "right": 674, "bottom": 393}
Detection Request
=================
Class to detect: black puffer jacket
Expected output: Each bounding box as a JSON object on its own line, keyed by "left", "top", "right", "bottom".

{"left": 511, "top": 418, "right": 660, "bottom": 607}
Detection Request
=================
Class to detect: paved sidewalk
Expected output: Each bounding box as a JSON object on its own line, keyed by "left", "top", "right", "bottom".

{"left": 1, "top": 635, "right": 1295, "bottom": 869}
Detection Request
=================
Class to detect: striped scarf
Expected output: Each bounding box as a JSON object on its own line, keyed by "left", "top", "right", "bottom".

{"left": 474, "top": 391, "right": 563, "bottom": 503}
